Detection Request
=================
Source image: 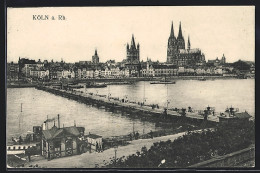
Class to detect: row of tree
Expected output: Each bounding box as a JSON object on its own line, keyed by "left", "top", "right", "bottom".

{"left": 105, "top": 120, "right": 255, "bottom": 168}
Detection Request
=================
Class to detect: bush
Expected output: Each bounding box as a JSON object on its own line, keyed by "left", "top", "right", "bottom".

{"left": 106, "top": 121, "right": 254, "bottom": 168}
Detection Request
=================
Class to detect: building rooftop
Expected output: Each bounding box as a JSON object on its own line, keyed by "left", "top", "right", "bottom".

{"left": 42, "top": 126, "right": 82, "bottom": 140}
{"left": 219, "top": 111, "right": 251, "bottom": 119}
{"left": 234, "top": 112, "right": 251, "bottom": 119}
{"left": 179, "top": 48, "right": 201, "bottom": 54}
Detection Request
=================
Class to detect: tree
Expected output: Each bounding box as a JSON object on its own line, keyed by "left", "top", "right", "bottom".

{"left": 232, "top": 60, "right": 250, "bottom": 71}
{"left": 106, "top": 119, "right": 255, "bottom": 168}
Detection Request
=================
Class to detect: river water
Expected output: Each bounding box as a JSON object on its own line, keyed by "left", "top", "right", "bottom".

{"left": 7, "top": 79, "right": 254, "bottom": 140}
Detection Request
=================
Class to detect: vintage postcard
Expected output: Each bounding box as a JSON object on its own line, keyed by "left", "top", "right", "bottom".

{"left": 6, "top": 6, "right": 255, "bottom": 169}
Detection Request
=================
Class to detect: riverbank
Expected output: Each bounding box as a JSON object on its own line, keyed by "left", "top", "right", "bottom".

{"left": 105, "top": 120, "right": 255, "bottom": 168}
{"left": 6, "top": 76, "right": 245, "bottom": 88}
{"left": 101, "top": 120, "right": 210, "bottom": 150}
{"left": 14, "top": 131, "right": 194, "bottom": 168}
{"left": 7, "top": 125, "right": 203, "bottom": 168}
{"left": 7, "top": 83, "right": 37, "bottom": 88}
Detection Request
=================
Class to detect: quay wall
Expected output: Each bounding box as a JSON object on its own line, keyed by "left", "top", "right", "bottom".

{"left": 35, "top": 86, "right": 218, "bottom": 126}
{"left": 188, "top": 145, "right": 255, "bottom": 168}
{"left": 60, "top": 76, "right": 237, "bottom": 83}
{"left": 7, "top": 83, "right": 37, "bottom": 88}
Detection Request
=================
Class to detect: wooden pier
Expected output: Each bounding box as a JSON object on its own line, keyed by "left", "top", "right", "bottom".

{"left": 35, "top": 86, "right": 219, "bottom": 124}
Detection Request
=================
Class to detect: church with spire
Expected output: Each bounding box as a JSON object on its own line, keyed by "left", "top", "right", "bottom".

{"left": 166, "top": 21, "right": 206, "bottom": 66}
{"left": 92, "top": 49, "right": 99, "bottom": 64}
{"left": 124, "top": 34, "right": 141, "bottom": 76}
{"left": 127, "top": 34, "right": 140, "bottom": 63}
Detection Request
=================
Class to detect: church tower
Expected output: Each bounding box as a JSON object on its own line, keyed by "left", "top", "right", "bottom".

{"left": 167, "top": 22, "right": 177, "bottom": 63}
{"left": 127, "top": 34, "right": 140, "bottom": 63}
{"left": 221, "top": 54, "right": 226, "bottom": 64}
{"left": 92, "top": 49, "right": 99, "bottom": 64}
{"left": 177, "top": 22, "right": 185, "bottom": 50}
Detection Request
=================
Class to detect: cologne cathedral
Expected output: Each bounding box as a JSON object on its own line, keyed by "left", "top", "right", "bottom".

{"left": 166, "top": 22, "right": 206, "bottom": 66}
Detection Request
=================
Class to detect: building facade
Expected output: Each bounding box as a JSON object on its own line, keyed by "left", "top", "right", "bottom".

{"left": 7, "top": 62, "right": 19, "bottom": 80}
{"left": 166, "top": 22, "right": 206, "bottom": 66}
{"left": 41, "top": 125, "right": 85, "bottom": 160}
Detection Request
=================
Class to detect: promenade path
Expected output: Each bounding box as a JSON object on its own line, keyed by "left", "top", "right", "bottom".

{"left": 24, "top": 130, "right": 196, "bottom": 168}
{"left": 47, "top": 87, "right": 219, "bottom": 122}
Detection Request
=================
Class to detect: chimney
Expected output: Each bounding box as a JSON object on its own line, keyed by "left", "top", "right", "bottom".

{"left": 58, "top": 114, "right": 60, "bottom": 128}
{"left": 43, "top": 122, "right": 46, "bottom": 130}
{"left": 74, "top": 120, "right": 76, "bottom": 127}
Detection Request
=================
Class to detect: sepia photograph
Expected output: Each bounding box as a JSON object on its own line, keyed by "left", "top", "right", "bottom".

{"left": 6, "top": 6, "right": 255, "bottom": 169}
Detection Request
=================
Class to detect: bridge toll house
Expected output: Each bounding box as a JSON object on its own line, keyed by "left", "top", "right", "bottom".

{"left": 218, "top": 107, "right": 251, "bottom": 126}
{"left": 41, "top": 124, "right": 85, "bottom": 160}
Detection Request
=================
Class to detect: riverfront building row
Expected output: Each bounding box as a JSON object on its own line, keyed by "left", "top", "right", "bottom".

{"left": 9, "top": 58, "right": 235, "bottom": 80}
{"left": 7, "top": 21, "right": 255, "bottom": 80}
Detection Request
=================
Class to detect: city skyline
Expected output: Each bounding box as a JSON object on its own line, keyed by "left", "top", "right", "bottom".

{"left": 7, "top": 6, "right": 255, "bottom": 63}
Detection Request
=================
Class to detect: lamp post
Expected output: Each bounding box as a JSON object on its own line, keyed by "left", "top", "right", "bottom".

{"left": 114, "top": 145, "right": 118, "bottom": 163}
{"left": 158, "top": 159, "right": 166, "bottom": 167}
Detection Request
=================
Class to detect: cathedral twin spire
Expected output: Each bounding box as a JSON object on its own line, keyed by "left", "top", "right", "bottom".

{"left": 170, "top": 21, "right": 183, "bottom": 39}
{"left": 170, "top": 21, "right": 191, "bottom": 49}
{"left": 177, "top": 22, "right": 183, "bottom": 39}
{"left": 170, "top": 21, "right": 174, "bottom": 37}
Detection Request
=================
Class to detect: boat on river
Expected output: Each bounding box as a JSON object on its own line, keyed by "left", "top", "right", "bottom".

{"left": 150, "top": 81, "right": 176, "bottom": 84}
{"left": 86, "top": 82, "right": 107, "bottom": 88}
{"left": 106, "top": 81, "right": 134, "bottom": 85}
{"left": 150, "top": 76, "right": 176, "bottom": 84}
{"left": 68, "top": 85, "right": 84, "bottom": 89}
{"left": 198, "top": 77, "right": 206, "bottom": 81}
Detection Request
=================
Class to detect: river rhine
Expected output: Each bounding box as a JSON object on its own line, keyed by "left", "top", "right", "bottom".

{"left": 7, "top": 79, "right": 254, "bottom": 141}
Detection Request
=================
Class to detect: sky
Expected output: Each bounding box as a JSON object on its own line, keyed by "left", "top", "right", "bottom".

{"left": 7, "top": 6, "right": 255, "bottom": 63}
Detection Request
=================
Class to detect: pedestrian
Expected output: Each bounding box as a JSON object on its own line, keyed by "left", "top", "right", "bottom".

{"left": 135, "top": 131, "right": 139, "bottom": 139}
{"left": 129, "top": 133, "right": 132, "bottom": 141}
{"left": 96, "top": 142, "right": 98, "bottom": 152}
{"left": 150, "top": 130, "right": 153, "bottom": 139}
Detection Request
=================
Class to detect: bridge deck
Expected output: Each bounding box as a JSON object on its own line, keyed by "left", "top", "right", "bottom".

{"left": 38, "top": 86, "right": 219, "bottom": 122}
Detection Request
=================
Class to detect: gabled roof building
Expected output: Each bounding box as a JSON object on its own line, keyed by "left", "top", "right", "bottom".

{"left": 41, "top": 124, "right": 85, "bottom": 160}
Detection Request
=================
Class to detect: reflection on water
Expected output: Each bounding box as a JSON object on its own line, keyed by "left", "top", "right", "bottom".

{"left": 7, "top": 79, "right": 254, "bottom": 140}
